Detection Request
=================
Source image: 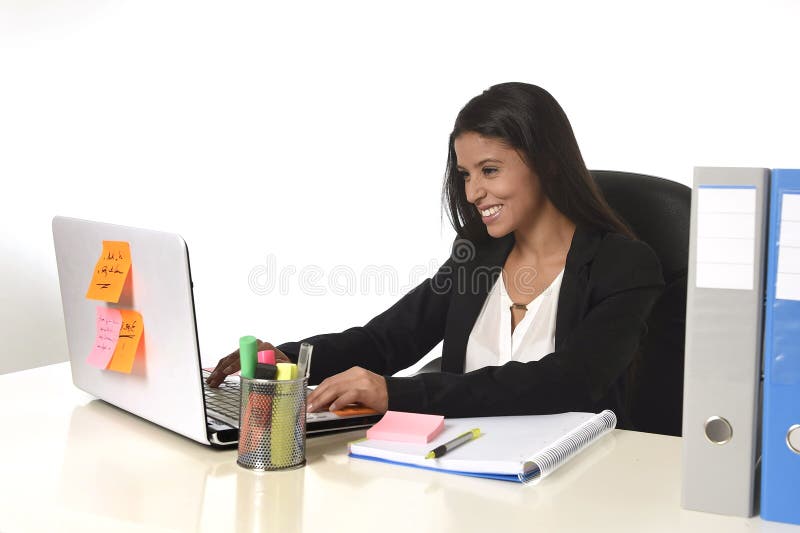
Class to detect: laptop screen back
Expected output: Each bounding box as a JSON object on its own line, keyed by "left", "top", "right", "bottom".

{"left": 52, "top": 216, "right": 211, "bottom": 445}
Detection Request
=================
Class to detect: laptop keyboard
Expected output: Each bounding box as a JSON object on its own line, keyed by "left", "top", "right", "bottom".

{"left": 202, "top": 370, "right": 241, "bottom": 422}
{"left": 201, "top": 369, "right": 352, "bottom": 425}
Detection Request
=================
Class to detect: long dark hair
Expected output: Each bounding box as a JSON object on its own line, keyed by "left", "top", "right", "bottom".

{"left": 442, "top": 82, "right": 633, "bottom": 243}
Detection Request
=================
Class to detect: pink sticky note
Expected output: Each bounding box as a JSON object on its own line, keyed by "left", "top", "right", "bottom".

{"left": 366, "top": 411, "right": 445, "bottom": 444}
{"left": 87, "top": 307, "right": 123, "bottom": 369}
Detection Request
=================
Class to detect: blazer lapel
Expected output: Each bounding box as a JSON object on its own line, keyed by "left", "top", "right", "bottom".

{"left": 555, "top": 225, "right": 602, "bottom": 348}
{"left": 442, "top": 233, "right": 514, "bottom": 373}
{"left": 442, "top": 225, "right": 604, "bottom": 373}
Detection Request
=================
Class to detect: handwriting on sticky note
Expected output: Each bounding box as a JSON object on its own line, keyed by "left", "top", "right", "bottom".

{"left": 107, "top": 309, "right": 144, "bottom": 374}
{"left": 87, "top": 307, "right": 123, "bottom": 369}
{"left": 86, "top": 241, "right": 131, "bottom": 303}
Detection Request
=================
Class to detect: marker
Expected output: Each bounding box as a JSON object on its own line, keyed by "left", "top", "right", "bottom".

{"left": 425, "top": 429, "right": 481, "bottom": 459}
{"left": 254, "top": 363, "right": 277, "bottom": 380}
{"left": 276, "top": 363, "right": 298, "bottom": 380}
{"left": 297, "top": 343, "right": 313, "bottom": 378}
{"left": 239, "top": 336, "right": 258, "bottom": 379}
{"left": 239, "top": 380, "right": 272, "bottom": 457}
{"left": 238, "top": 345, "right": 272, "bottom": 457}
{"left": 258, "top": 349, "right": 276, "bottom": 365}
{"left": 271, "top": 362, "right": 299, "bottom": 466}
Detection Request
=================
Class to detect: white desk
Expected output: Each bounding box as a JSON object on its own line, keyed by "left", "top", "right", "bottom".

{"left": 0, "top": 363, "right": 797, "bottom": 533}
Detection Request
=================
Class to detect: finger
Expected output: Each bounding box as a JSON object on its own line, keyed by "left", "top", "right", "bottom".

{"left": 221, "top": 357, "right": 241, "bottom": 374}
{"left": 207, "top": 352, "right": 240, "bottom": 386}
{"left": 306, "top": 382, "right": 328, "bottom": 412}
{"left": 329, "top": 389, "right": 359, "bottom": 412}
{"left": 206, "top": 353, "right": 235, "bottom": 385}
{"left": 307, "top": 376, "right": 345, "bottom": 412}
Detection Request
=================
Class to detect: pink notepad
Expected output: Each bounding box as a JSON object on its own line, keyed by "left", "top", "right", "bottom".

{"left": 366, "top": 411, "right": 445, "bottom": 443}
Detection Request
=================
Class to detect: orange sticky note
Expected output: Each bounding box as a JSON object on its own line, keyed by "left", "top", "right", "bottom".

{"left": 87, "top": 307, "right": 123, "bottom": 369}
{"left": 86, "top": 241, "right": 131, "bottom": 303}
{"left": 107, "top": 309, "right": 144, "bottom": 374}
{"left": 332, "top": 405, "right": 379, "bottom": 417}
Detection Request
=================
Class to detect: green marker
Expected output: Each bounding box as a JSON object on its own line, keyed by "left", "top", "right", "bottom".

{"left": 239, "top": 335, "right": 258, "bottom": 379}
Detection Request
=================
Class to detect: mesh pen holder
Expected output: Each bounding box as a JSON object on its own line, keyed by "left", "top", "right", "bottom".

{"left": 237, "top": 376, "right": 308, "bottom": 471}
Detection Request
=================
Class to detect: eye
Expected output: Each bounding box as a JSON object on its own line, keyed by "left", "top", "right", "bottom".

{"left": 457, "top": 170, "right": 469, "bottom": 181}
{"left": 482, "top": 167, "right": 498, "bottom": 176}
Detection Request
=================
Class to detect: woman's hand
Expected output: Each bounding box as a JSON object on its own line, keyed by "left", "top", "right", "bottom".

{"left": 205, "top": 339, "right": 291, "bottom": 388}
{"left": 306, "top": 367, "right": 388, "bottom": 413}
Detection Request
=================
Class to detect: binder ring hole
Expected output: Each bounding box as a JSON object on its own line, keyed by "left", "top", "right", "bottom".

{"left": 787, "top": 424, "right": 800, "bottom": 455}
{"left": 704, "top": 416, "right": 732, "bottom": 445}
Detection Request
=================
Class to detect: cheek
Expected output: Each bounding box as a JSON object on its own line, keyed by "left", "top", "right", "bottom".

{"left": 497, "top": 180, "right": 540, "bottom": 224}
{"left": 510, "top": 177, "right": 542, "bottom": 208}
{"left": 488, "top": 180, "right": 516, "bottom": 201}
{"left": 494, "top": 178, "right": 528, "bottom": 208}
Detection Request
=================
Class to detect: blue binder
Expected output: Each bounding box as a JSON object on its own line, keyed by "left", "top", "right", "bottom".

{"left": 761, "top": 168, "right": 800, "bottom": 525}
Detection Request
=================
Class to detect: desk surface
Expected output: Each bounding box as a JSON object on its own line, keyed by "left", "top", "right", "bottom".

{"left": 0, "top": 363, "right": 797, "bottom": 533}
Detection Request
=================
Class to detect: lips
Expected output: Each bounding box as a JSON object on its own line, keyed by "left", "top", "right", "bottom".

{"left": 477, "top": 204, "right": 503, "bottom": 216}
{"left": 480, "top": 204, "right": 503, "bottom": 224}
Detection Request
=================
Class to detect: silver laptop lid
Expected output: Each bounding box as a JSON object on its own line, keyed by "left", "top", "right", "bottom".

{"left": 52, "top": 216, "right": 211, "bottom": 445}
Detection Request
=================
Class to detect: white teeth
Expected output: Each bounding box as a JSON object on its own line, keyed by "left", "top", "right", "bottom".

{"left": 481, "top": 205, "right": 503, "bottom": 217}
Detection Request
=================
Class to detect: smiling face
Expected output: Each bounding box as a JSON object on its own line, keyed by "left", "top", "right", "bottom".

{"left": 455, "top": 131, "right": 548, "bottom": 238}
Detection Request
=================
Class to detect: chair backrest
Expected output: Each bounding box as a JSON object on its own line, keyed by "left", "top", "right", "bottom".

{"left": 591, "top": 170, "right": 691, "bottom": 436}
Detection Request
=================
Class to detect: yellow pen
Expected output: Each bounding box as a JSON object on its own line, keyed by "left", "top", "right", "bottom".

{"left": 425, "top": 428, "right": 481, "bottom": 459}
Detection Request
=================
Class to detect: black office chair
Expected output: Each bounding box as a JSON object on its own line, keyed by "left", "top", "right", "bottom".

{"left": 592, "top": 170, "right": 690, "bottom": 436}
{"left": 416, "top": 170, "right": 690, "bottom": 437}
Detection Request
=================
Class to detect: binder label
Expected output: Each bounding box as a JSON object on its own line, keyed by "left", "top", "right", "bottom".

{"left": 696, "top": 186, "right": 757, "bottom": 290}
{"left": 777, "top": 193, "right": 800, "bottom": 301}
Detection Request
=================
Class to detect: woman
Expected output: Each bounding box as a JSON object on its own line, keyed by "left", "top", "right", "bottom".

{"left": 207, "top": 82, "right": 664, "bottom": 426}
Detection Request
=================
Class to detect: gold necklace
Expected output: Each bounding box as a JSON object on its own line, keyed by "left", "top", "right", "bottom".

{"left": 502, "top": 271, "right": 529, "bottom": 311}
{"left": 505, "top": 241, "right": 569, "bottom": 313}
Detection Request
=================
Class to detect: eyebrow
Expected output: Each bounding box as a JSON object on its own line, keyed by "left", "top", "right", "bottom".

{"left": 456, "top": 158, "right": 503, "bottom": 170}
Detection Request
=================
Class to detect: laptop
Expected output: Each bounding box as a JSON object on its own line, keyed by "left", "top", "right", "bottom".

{"left": 52, "top": 216, "right": 381, "bottom": 448}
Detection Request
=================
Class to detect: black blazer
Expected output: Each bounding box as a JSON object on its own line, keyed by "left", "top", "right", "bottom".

{"left": 277, "top": 225, "right": 665, "bottom": 427}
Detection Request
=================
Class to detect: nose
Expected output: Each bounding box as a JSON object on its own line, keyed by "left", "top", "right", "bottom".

{"left": 464, "top": 177, "right": 484, "bottom": 207}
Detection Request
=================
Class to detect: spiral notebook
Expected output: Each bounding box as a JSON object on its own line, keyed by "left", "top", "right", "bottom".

{"left": 348, "top": 410, "right": 616, "bottom": 484}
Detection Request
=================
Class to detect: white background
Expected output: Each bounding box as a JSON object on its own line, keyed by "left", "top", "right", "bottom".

{"left": 1, "top": 0, "right": 798, "bottom": 374}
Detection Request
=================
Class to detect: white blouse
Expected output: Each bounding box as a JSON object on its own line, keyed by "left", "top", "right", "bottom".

{"left": 464, "top": 268, "right": 564, "bottom": 372}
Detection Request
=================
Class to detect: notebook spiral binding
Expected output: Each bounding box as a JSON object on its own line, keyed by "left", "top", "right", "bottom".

{"left": 519, "top": 410, "right": 617, "bottom": 485}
